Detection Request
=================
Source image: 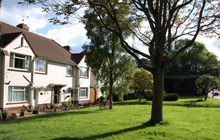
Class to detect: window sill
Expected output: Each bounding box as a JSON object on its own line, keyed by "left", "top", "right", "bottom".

{"left": 35, "top": 72, "right": 47, "bottom": 75}
{"left": 8, "top": 68, "right": 31, "bottom": 73}
{"left": 65, "top": 75, "right": 73, "bottom": 77}
{"left": 79, "top": 97, "right": 88, "bottom": 99}
{"left": 80, "top": 77, "right": 89, "bottom": 79}
{"left": 7, "top": 101, "right": 30, "bottom": 105}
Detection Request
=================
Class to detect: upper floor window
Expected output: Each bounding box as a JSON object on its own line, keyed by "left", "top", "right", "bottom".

{"left": 66, "top": 65, "right": 73, "bottom": 76}
{"left": 8, "top": 86, "right": 29, "bottom": 102}
{"left": 35, "top": 59, "right": 47, "bottom": 73}
{"left": 80, "top": 67, "right": 89, "bottom": 78}
{"left": 10, "top": 53, "right": 31, "bottom": 70}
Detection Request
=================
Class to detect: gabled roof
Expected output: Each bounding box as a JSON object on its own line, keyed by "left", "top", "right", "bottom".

{"left": 71, "top": 51, "right": 85, "bottom": 64}
{"left": 0, "top": 32, "right": 22, "bottom": 48}
{"left": 1, "top": 22, "right": 76, "bottom": 65}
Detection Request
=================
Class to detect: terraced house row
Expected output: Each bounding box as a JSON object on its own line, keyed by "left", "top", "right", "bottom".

{"left": 0, "top": 22, "right": 100, "bottom": 113}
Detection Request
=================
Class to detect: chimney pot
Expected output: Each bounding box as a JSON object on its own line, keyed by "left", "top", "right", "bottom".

{"left": 63, "top": 45, "right": 72, "bottom": 53}
{"left": 16, "top": 23, "right": 29, "bottom": 31}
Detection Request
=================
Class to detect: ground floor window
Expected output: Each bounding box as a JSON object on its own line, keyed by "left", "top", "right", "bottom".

{"left": 8, "top": 87, "right": 29, "bottom": 102}
{"left": 79, "top": 88, "right": 88, "bottom": 98}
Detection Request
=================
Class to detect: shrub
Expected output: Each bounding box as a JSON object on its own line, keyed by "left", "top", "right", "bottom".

{"left": 50, "top": 103, "right": 56, "bottom": 109}
{"left": 99, "top": 96, "right": 106, "bottom": 103}
{"left": 163, "top": 93, "right": 179, "bottom": 101}
{"left": 67, "top": 98, "right": 72, "bottom": 107}
{"left": 20, "top": 108, "right": 25, "bottom": 113}
{"left": 145, "top": 91, "right": 153, "bottom": 101}
{"left": 145, "top": 92, "right": 179, "bottom": 101}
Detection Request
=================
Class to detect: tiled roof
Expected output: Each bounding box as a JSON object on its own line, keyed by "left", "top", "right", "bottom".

{"left": 1, "top": 22, "right": 76, "bottom": 65}
{"left": 71, "top": 51, "right": 85, "bottom": 64}
{"left": 0, "top": 32, "right": 22, "bottom": 48}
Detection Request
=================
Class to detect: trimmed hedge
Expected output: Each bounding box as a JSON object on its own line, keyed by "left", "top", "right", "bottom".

{"left": 145, "top": 92, "right": 179, "bottom": 101}
{"left": 163, "top": 93, "right": 179, "bottom": 101}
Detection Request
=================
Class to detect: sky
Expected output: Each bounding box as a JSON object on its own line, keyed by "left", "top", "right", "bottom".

{"left": 1, "top": 0, "right": 220, "bottom": 59}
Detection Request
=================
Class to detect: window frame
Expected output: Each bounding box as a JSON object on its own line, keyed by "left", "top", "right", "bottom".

{"left": 8, "top": 86, "right": 29, "bottom": 102}
{"left": 80, "top": 67, "right": 89, "bottom": 78}
{"left": 9, "top": 53, "right": 31, "bottom": 70}
{"left": 79, "top": 87, "right": 88, "bottom": 98}
{"left": 35, "top": 59, "right": 47, "bottom": 73}
{"left": 66, "top": 65, "right": 73, "bottom": 76}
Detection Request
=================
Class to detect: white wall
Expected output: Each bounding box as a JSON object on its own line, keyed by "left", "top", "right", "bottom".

{"left": 78, "top": 56, "right": 90, "bottom": 101}
{"left": 3, "top": 34, "right": 35, "bottom": 108}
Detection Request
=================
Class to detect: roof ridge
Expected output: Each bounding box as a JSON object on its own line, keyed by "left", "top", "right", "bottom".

{"left": 2, "top": 22, "right": 57, "bottom": 43}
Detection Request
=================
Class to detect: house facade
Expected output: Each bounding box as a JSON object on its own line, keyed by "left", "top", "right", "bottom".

{"left": 0, "top": 22, "right": 92, "bottom": 113}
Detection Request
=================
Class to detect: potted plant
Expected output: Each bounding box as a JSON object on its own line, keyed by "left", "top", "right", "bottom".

{"left": 32, "top": 107, "right": 39, "bottom": 114}
{"left": 54, "top": 104, "right": 59, "bottom": 112}
{"left": 2, "top": 110, "right": 7, "bottom": 120}
{"left": 20, "top": 108, "right": 25, "bottom": 116}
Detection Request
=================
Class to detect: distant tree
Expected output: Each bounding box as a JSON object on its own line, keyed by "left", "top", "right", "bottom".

{"left": 166, "top": 39, "right": 220, "bottom": 76}
{"left": 83, "top": 10, "right": 136, "bottom": 109}
{"left": 196, "top": 76, "right": 220, "bottom": 100}
{"left": 165, "top": 39, "right": 220, "bottom": 94}
{"left": 130, "top": 68, "right": 153, "bottom": 102}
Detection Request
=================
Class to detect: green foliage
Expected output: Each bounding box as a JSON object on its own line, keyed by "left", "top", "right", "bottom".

{"left": 196, "top": 76, "right": 220, "bottom": 94}
{"left": 163, "top": 93, "right": 179, "bottom": 101}
{"left": 34, "top": 107, "right": 38, "bottom": 111}
{"left": 166, "top": 39, "right": 220, "bottom": 76}
{"left": 50, "top": 104, "right": 57, "bottom": 109}
{"left": 20, "top": 108, "right": 25, "bottom": 113}
{"left": 145, "top": 91, "right": 153, "bottom": 101}
{"left": 131, "top": 68, "right": 153, "bottom": 92}
{"left": 99, "top": 96, "right": 106, "bottom": 103}
{"left": 67, "top": 98, "right": 72, "bottom": 107}
{"left": 145, "top": 92, "right": 179, "bottom": 101}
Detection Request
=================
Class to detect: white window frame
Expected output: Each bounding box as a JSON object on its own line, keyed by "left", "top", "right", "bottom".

{"left": 66, "top": 65, "right": 73, "bottom": 76}
{"left": 35, "top": 59, "right": 47, "bottom": 73}
{"left": 8, "top": 86, "right": 29, "bottom": 102}
{"left": 10, "top": 53, "right": 31, "bottom": 70}
{"left": 80, "top": 67, "right": 89, "bottom": 78}
{"left": 79, "top": 88, "right": 88, "bottom": 98}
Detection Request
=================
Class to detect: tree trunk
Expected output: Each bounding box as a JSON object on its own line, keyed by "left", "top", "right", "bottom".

{"left": 150, "top": 64, "right": 165, "bottom": 123}
{"left": 109, "top": 65, "right": 113, "bottom": 109}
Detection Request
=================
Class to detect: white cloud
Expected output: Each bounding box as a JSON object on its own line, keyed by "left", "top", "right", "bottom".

{"left": 1, "top": 6, "right": 48, "bottom": 32}
{"left": 42, "top": 23, "right": 87, "bottom": 46}
{"left": 196, "top": 35, "right": 220, "bottom": 60}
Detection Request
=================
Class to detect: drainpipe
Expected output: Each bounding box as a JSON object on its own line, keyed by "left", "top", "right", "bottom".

{"left": 0, "top": 49, "right": 5, "bottom": 110}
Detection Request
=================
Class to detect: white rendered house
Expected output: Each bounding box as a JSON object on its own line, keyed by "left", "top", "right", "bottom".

{"left": 0, "top": 22, "right": 92, "bottom": 113}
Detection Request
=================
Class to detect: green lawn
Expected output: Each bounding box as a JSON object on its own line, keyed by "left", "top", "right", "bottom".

{"left": 1, "top": 96, "right": 220, "bottom": 140}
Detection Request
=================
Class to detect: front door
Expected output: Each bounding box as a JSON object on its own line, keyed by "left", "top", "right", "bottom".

{"left": 32, "top": 90, "right": 37, "bottom": 108}
{"left": 54, "top": 86, "right": 61, "bottom": 104}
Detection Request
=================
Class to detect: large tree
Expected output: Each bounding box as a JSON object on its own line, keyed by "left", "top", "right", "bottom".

{"left": 20, "top": 0, "right": 220, "bottom": 123}
{"left": 83, "top": 11, "right": 136, "bottom": 109}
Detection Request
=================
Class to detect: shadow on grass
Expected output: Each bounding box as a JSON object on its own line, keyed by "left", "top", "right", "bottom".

{"left": 115, "top": 100, "right": 152, "bottom": 106}
{"left": 52, "top": 121, "right": 159, "bottom": 140}
{"left": 0, "top": 108, "right": 101, "bottom": 125}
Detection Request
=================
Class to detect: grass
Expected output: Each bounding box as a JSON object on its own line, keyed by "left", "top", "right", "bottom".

{"left": 1, "top": 96, "right": 220, "bottom": 140}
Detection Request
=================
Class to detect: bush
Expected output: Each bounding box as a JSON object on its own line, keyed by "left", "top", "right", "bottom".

{"left": 99, "top": 96, "right": 106, "bottom": 103}
{"left": 145, "top": 92, "right": 179, "bottom": 101}
{"left": 145, "top": 91, "right": 153, "bottom": 101}
{"left": 163, "top": 93, "right": 179, "bottom": 101}
{"left": 50, "top": 103, "right": 57, "bottom": 109}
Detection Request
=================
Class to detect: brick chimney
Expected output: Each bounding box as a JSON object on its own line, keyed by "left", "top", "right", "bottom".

{"left": 16, "top": 23, "right": 29, "bottom": 31}
{"left": 63, "top": 45, "right": 72, "bottom": 53}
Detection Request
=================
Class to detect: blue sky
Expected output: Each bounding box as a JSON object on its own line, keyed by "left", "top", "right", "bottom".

{"left": 1, "top": 0, "right": 220, "bottom": 59}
